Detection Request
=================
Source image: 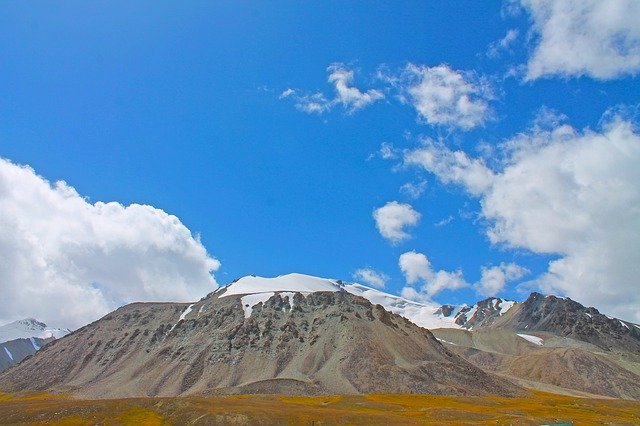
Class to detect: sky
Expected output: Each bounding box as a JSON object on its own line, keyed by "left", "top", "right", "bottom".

{"left": 1, "top": 1, "right": 639, "bottom": 328}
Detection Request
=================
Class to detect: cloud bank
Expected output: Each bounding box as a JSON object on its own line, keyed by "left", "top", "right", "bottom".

{"left": 403, "top": 115, "right": 640, "bottom": 321}
{"left": 0, "top": 159, "right": 220, "bottom": 329}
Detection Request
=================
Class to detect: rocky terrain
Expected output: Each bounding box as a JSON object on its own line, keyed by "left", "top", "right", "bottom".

{"left": 484, "top": 292, "right": 640, "bottom": 353}
{"left": 1, "top": 273, "right": 638, "bottom": 401}
{"left": 0, "top": 279, "right": 523, "bottom": 398}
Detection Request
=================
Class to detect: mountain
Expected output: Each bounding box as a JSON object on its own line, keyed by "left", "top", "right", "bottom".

{"left": 0, "top": 274, "right": 524, "bottom": 399}
{"left": 0, "top": 319, "right": 70, "bottom": 372}
{"left": 429, "top": 293, "right": 640, "bottom": 400}
{"left": 483, "top": 292, "right": 640, "bottom": 353}
{"left": 1, "top": 273, "right": 637, "bottom": 400}
{"left": 0, "top": 318, "right": 70, "bottom": 343}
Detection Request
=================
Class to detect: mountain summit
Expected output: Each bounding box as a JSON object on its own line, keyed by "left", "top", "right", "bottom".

{"left": 0, "top": 275, "right": 523, "bottom": 398}
{"left": 0, "top": 318, "right": 70, "bottom": 372}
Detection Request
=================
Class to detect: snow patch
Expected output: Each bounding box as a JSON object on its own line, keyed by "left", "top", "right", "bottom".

{"left": 240, "top": 293, "right": 275, "bottom": 318}
{"left": 29, "top": 337, "right": 40, "bottom": 350}
{"left": 619, "top": 320, "right": 629, "bottom": 329}
{"left": 168, "top": 304, "right": 195, "bottom": 334}
{"left": 464, "top": 305, "right": 479, "bottom": 323}
{"left": 178, "top": 304, "right": 195, "bottom": 322}
{"left": 517, "top": 333, "right": 544, "bottom": 346}
{"left": 279, "top": 292, "right": 297, "bottom": 309}
{"left": 498, "top": 300, "right": 515, "bottom": 316}
{"left": 3, "top": 347, "right": 13, "bottom": 361}
{"left": 585, "top": 312, "right": 592, "bottom": 318}
{"left": 435, "top": 337, "right": 457, "bottom": 345}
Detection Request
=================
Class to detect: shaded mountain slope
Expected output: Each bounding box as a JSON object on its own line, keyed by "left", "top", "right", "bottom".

{"left": 431, "top": 328, "right": 640, "bottom": 400}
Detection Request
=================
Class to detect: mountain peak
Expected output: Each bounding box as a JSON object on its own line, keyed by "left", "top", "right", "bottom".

{"left": 0, "top": 318, "right": 70, "bottom": 344}
{"left": 217, "top": 273, "right": 343, "bottom": 298}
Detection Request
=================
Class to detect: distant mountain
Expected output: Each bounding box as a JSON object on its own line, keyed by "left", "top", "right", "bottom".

{"left": 429, "top": 293, "right": 640, "bottom": 400}
{"left": 0, "top": 274, "right": 523, "bottom": 398}
{"left": 0, "top": 318, "right": 71, "bottom": 372}
{"left": 482, "top": 292, "right": 640, "bottom": 353}
{"left": 0, "top": 318, "right": 70, "bottom": 343}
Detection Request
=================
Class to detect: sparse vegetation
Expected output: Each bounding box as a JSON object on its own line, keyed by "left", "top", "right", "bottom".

{"left": 0, "top": 391, "right": 638, "bottom": 425}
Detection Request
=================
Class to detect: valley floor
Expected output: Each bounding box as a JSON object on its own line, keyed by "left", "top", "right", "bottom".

{"left": 0, "top": 391, "right": 639, "bottom": 425}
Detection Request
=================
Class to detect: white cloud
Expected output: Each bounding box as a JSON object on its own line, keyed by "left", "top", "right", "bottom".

{"left": 0, "top": 158, "right": 220, "bottom": 329}
{"left": 399, "top": 180, "right": 428, "bottom": 199}
{"left": 352, "top": 268, "right": 389, "bottom": 289}
{"left": 295, "top": 92, "right": 332, "bottom": 114}
{"left": 434, "top": 215, "right": 454, "bottom": 227}
{"left": 404, "top": 115, "right": 640, "bottom": 321}
{"left": 373, "top": 201, "right": 421, "bottom": 244}
{"left": 519, "top": 0, "right": 640, "bottom": 80}
{"left": 487, "top": 28, "right": 519, "bottom": 58}
{"left": 327, "top": 63, "right": 384, "bottom": 113}
{"left": 379, "top": 142, "right": 398, "bottom": 160}
{"left": 477, "top": 262, "right": 528, "bottom": 296}
{"left": 404, "top": 138, "right": 495, "bottom": 196}
{"left": 284, "top": 63, "right": 383, "bottom": 115}
{"left": 279, "top": 88, "right": 296, "bottom": 98}
{"left": 399, "top": 251, "right": 467, "bottom": 298}
{"left": 401, "top": 64, "right": 494, "bottom": 131}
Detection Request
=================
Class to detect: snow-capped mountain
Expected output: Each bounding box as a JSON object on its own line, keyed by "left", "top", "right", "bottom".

{"left": 0, "top": 318, "right": 70, "bottom": 344}
{"left": 2, "top": 273, "right": 638, "bottom": 400}
{"left": 0, "top": 318, "right": 71, "bottom": 372}
{"left": 435, "top": 297, "right": 516, "bottom": 329}
{"left": 215, "top": 273, "right": 639, "bottom": 352}
{"left": 214, "top": 273, "right": 516, "bottom": 330}
{"left": 0, "top": 274, "right": 522, "bottom": 398}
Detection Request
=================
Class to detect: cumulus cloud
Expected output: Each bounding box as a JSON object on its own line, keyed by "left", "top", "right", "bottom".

{"left": 398, "top": 251, "right": 526, "bottom": 302}
{"left": 399, "top": 251, "right": 467, "bottom": 298}
{"left": 477, "top": 263, "right": 528, "bottom": 296}
{"left": 352, "top": 267, "right": 389, "bottom": 289}
{"left": 519, "top": 0, "right": 640, "bottom": 80}
{"left": 284, "top": 63, "right": 384, "bottom": 114}
{"left": 0, "top": 158, "right": 220, "bottom": 329}
{"left": 401, "top": 64, "right": 494, "bottom": 131}
{"left": 403, "top": 115, "right": 640, "bottom": 321}
{"left": 373, "top": 201, "right": 421, "bottom": 244}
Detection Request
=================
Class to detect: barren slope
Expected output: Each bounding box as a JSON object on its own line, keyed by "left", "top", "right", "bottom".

{"left": 0, "top": 291, "right": 523, "bottom": 399}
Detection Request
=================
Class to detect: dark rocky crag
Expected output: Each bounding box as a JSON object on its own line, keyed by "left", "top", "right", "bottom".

{"left": 489, "top": 292, "right": 640, "bottom": 353}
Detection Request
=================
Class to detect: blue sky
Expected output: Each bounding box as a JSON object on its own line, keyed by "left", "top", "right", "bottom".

{"left": 1, "top": 1, "right": 639, "bottom": 327}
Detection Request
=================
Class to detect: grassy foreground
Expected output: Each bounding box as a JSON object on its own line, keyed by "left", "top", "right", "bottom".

{"left": 0, "top": 391, "right": 639, "bottom": 425}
